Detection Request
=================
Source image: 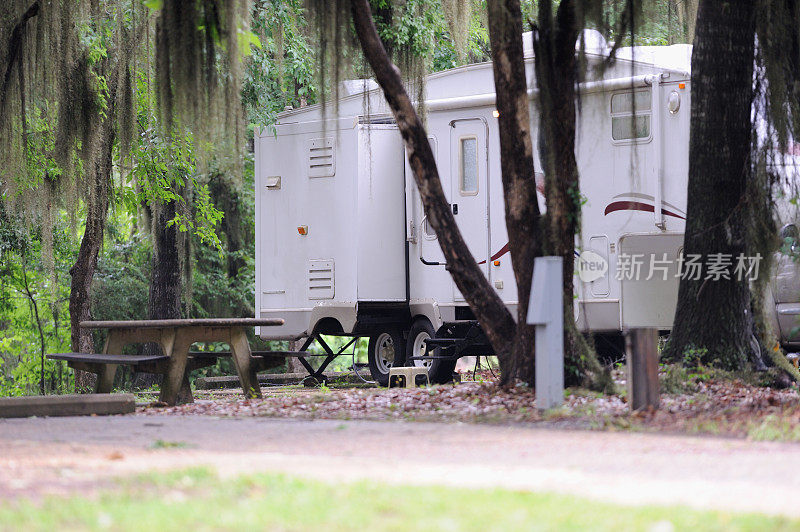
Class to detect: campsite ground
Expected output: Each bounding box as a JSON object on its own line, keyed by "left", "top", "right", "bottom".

{"left": 4, "top": 414, "right": 800, "bottom": 529}
{"left": 5, "top": 371, "right": 800, "bottom": 530}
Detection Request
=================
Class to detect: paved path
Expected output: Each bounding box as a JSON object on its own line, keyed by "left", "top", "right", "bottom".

{"left": 1, "top": 415, "right": 797, "bottom": 516}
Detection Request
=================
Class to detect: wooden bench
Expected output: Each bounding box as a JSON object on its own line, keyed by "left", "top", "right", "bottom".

{"left": 47, "top": 351, "right": 263, "bottom": 376}
{"left": 48, "top": 350, "right": 318, "bottom": 393}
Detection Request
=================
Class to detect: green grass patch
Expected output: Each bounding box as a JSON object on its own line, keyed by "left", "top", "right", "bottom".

{"left": 748, "top": 414, "right": 800, "bottom": 442}
{"left": 1, "top": 468, "right": 799, "bottom": 531}
{"left": 149, "top": 440, "right": 192, "bottom": 449}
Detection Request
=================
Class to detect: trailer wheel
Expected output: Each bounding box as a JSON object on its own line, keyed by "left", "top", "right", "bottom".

{"left": 368, "top": 330, "right": 405, "bottom": 387}
{"left": 406, "top": 319, "right": 457, "bottom": 385}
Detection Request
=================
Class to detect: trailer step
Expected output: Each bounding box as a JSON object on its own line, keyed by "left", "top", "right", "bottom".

{"left": 251, "top": 351, "right": 319, "bottom": 358}
{"left": 424, "top": 338, "right": 460, "bottom": 346}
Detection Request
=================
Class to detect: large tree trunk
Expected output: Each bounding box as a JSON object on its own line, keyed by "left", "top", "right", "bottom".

{"left": 533, "top": 0, "right": 608, "bottom": 388}
{"left": 663, "top": 0, "right": 756, "bottom": 370}
{"left": 133, "top": 198, "right": 183, "bottom": 389}
{"left": 486, "top": 0, "right": 541, "bottom": 386}
{"left": 148, "top": 200, "right": 182, "bottom": 323}
{"left": 349, "top": 0, "right": 517, "bottom": 363}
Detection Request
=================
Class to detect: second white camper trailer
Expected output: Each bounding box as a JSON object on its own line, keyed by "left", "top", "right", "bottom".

{"left": 254, "top": 32, "right": 799, "bottom": 385}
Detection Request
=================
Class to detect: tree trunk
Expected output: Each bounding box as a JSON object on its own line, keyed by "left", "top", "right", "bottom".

{"left": 133, "top": 198, "right": 183, "bottom": 388}
{"left": 208, "top": 172, "right": 246, "bottom": 280}
{"left": 663, "top": 0, "right": 756, "bottom": 370}
{"left": 674, "top": 0, "right": 699, "bottom": 44}
{"left": 69, "top": 119, "right": 113, "bottom": 391}
{"left": 486, "top": 0, "right": 541, "bottom": 386}
{"left": 533, "top": 0, "right": 608, "bottom": 389}
{"left": 349, "top": 0, "right": 517, "bottom": 362}
{"left": 148, "top": 200, "right": 183, "bottom": 323}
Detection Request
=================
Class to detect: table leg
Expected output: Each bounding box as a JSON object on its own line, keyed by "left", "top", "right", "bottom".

{"left": 96, "top": 333, "right": 124, "bottom": 394}
{"left": 230, "top": 328, "right": 262, "bottom": 399}
{"left": 95, "top": 364, "right": 119, "bottom": 393}
{"left": 159, "top": 331, "right": 194, "bottom": 406}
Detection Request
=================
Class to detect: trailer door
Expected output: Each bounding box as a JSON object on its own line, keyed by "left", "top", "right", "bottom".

{"left": 450, "top": 118, "right": 490, "bottom": 301}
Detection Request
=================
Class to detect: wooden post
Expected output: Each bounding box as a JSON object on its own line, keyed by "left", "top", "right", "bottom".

{"left": 626, "top": 328, "right": 660, "bottom": 411}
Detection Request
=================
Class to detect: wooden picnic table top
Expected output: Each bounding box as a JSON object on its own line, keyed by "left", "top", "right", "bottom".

{"left": 79, "top": 318, "right": 284, "bottom": 329}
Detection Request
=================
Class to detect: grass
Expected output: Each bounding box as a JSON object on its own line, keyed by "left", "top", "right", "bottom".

{"left": 1, "top": 468, "right": 799, "bottom": 531}
{"left": 748, "top": 414, "right": 800, "bottom": 442}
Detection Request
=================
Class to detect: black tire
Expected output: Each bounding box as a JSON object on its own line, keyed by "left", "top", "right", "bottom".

{"left": 368, "top": 329, "right": 406, "bottom": 387}
{"left": 406, "top": 318, "right": 456, "bottom": 384}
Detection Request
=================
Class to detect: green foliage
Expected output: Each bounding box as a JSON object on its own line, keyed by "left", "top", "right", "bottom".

{"left": 243, "top": 0, "right": 318, "bottom": 129}
{"left": 0, "top": 214, "right": 76, "bottom": 396}
{"left": 125, "top": 130, "right": 224, "bottom": 253}
{"left": 659, "top": 363, "right": 696, "bottom": 394}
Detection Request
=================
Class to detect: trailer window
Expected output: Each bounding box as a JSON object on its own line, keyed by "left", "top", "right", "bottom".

{"left": 460, "top": 136, "right": 478, "bottom": 195}
{"left": 611, "top": 90, "right": 651, "bottom": 141}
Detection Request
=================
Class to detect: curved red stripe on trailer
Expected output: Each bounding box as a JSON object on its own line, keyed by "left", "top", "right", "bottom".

{"left": 475, "top": 201, "right": 685, "bottom": 267}
{"left": 478, "top": 242, "right": 510, "bottom": 265}
{"left": 604, "top": 201, "right": 686, "bottom": 220}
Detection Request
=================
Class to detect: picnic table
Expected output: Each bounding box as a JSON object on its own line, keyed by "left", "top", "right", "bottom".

{"left": 49, "top": 318, "right": 283, "bottom": 406}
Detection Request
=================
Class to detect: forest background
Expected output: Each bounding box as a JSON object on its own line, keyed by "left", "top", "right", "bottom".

{"left": 0, "top": 0, "right": 690, "bottom": 395}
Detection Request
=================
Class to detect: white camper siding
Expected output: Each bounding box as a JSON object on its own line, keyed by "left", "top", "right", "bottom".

{"left": 486, "top": 110, "right": 518, "bottom": 306}
{"left": 356, "top": 125, "right": 407, "bottom": 301}
{"left": 405, "top": 126, "right": 453, "bottom": 308}
{"left": 255, "top": 119, "right": 360, "bottom": 338}
{"left": 660, "top": 81, "right": 690, "bottom": 233}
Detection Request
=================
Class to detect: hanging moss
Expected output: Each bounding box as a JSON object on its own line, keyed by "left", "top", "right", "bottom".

{"left": 441, "top": 0, "right": 471, "bottom": 63}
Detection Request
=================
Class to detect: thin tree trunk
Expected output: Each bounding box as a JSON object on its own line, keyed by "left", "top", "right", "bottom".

{"left": 486, "top": 0, "right": 541, "bottom": 386}
{"left": 533, "top": 0, "right": 608, "bottom": 389}
{"left": 675, "top": 0, "right": 699, "bottom": 44}
{"left": 663, "top": 0, "right": 756, "bottom": 370}
{"left": 20, "top": 260, "right": 46, "bottom": 394}
{"left": 208, "top": 172, "right": 246, "bottom": 280}
{"left": 349, "top": 0, "right": 517, "bottom": 361}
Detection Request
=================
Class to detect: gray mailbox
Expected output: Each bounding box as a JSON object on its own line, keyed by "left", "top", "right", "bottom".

{"left": 526, "top": 256, "right": 564, "bottom": 410}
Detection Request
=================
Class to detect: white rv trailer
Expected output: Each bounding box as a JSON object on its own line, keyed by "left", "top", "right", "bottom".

{"left": 254, "top": 31, "right": 798, "bottom": 384}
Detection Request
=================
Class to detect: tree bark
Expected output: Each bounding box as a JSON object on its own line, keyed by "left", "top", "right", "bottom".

{"left": 349, "top": 0, "right": 517, "bottom": 362}
{"left": 663, "top": 0, "right": 756, "bottom": 370}
{"left": 486, "top": 0, "right": 541, "bottom": 386}
{"left": 69, "top": 117, "right": 113, "bottom": 391}
{"left": 674, "top": 0, "right": 699, "bottom": 44}
{"left": 148, "top": 200, "right": 183, "bottom": 324}
{"left": 208, "top": 172, "right": 246, "bottom": 279}
{"left": 133, "top": 198, "right": 183, "bottom": 389}
{"left": 533, "top": 0, "right": 608, "bottom": 388}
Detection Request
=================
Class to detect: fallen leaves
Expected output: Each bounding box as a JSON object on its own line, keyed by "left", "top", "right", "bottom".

{"left": 136, "top": 370, "right": 800, "bottom": 441}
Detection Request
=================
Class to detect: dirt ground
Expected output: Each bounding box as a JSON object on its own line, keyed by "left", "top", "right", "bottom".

{"left": 4, "top": 411, "right": 800, "bottom": 518}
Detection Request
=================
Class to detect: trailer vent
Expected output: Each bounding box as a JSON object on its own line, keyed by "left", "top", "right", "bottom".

{"left": 308, "top": 259, "right": 335, "bottom": 299}
{"left": 308, "top": 138, "right": 336, "bottom": 178}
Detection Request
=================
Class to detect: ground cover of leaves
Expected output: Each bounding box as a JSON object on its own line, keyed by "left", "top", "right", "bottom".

{"left": 138, "top": 369, "right": 800, "bottom": 441}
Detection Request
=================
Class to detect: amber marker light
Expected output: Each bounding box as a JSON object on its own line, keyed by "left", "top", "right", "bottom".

{"left": 493, "top": 260, "right": 501, "bottom": 266}
{"left": 297, "top": 226, "right": 308, "bottom": 235}
{"left": 678, "top": 83, "right": 686, "bottom": 89}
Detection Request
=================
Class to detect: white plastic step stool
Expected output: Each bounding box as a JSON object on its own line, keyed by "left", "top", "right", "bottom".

{"left": 388, "top": 367, "right": 430, "bottom": 388}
